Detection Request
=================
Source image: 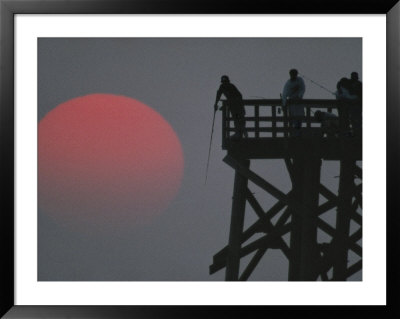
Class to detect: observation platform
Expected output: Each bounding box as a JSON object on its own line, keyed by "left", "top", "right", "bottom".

{"left": 221, "top": 99, "right": 362, "bottom": 161}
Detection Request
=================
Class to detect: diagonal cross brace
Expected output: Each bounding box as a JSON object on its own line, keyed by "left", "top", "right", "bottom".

{"left": 209, "top": 222, "right": 292, "bottom": 274}
{"left": 246, "top": 190, "right": 291, "bottom": 255}
{"left": 223, "top": 154, "right": 319, "bottom": 217}
{"left": 209, "top": 191, "right": 290, "bottom": 275}
{"left": 211, "top": 155, "right": 362, "bottom": 278}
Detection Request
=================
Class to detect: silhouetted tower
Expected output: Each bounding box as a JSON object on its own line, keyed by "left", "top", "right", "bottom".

{"left": 210, "top": 99, "right": 362, "bottom": 281}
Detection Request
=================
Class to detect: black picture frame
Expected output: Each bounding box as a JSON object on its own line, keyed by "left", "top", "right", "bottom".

{"left": 1, "top": 0, "right": 399, "bottom": 318}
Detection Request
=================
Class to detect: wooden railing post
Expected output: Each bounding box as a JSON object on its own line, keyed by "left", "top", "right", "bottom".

{"left": 283, "top": 104, "right": 289, "bottom": 138}
{"left": 272, "top": 106, "right": 277, "bottom": 138}
{"left": 306, "top": 105, "right": 311, "bottom": 128}
{"left": 255, "top": 104, "right": 259, "bottom": 138}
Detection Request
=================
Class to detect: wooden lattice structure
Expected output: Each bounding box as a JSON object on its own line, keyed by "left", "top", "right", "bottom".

{"left": 209, "top": 99, "right": 362, "bottom": 281}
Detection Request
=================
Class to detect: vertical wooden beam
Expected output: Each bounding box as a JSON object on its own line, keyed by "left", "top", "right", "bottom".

{"left": 299, "top": 156, "right": 321, "bottom": 280}
{"left": 255, "top": 105, "right": 260, "bottom": 138}
{"left": 289, "top": 155, "right": 322, "bottom": 280}
{"left": 332, "top": 159, "right": 355, "bottom": 280}
{"left": 226, "top": 158, "right": 250, "bottom": 281}
{"left": 306, "top": 106, "right": 311, "bottom": 128}
{"left": 288, "top": 157, "right": 303, "bottom": 281}
{"left": 272, "top": 106, "right": 277, "bottom": 138}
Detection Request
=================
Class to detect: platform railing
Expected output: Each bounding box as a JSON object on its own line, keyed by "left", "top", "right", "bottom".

{"left": 221, "top": 99, "right": 356, "bottom": 144}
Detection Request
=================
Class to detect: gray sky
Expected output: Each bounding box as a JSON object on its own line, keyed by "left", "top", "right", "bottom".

{"left": 38, "top": 38, "right": 362, "bottom": 281}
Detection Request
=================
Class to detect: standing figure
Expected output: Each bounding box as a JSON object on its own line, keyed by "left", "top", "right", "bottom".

{"left": 335, "top": 77, "right": 358, "bottom": 101}
{"left": 214, "top": 75, "right": 246, "bottom": 139}
{"left": 335, "top": 73, "right": 362, "bottom": 136}
{"left": 348, "top": 72, "right": 362, "bottom": 135}
{"left": 282, "top": 69, "right": 306, "bottom": 134}
{"left": 349, "top": 72, "right": 362, "bottom": 100}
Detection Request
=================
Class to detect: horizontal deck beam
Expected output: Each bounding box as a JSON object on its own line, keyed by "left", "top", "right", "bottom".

{"left": 225, "top": 137, "right": 362, "bottom": 160}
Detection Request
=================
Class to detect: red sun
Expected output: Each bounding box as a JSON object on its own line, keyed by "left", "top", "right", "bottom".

{"left": 39, "top": 94, "right": 184, "bottom": 230}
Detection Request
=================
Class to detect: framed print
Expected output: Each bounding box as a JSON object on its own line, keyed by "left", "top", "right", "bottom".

{"left": 1, "top": 0, "right": 399, "bottom": 318}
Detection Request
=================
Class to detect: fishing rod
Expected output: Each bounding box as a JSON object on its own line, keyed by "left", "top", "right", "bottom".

{"left": 205, "top": 109, "right": 217, "bottom": 185}
{"left": 299, "top": 72, "right": 336, "bottom": 96}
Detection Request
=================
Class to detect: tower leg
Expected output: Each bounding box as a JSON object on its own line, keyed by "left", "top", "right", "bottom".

{"left": 288, "top": 157, "right": 303, "bottom": 281}
{"left": 226, "top": 158, "right": 250, "bottom": 281}
{"left": 289, "top": 156, "right": 322, "bottom": 281}
{"left": 332, "top": 159, "right": 355, "bottom": 280}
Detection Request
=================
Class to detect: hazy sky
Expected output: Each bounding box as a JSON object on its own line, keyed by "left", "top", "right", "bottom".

{"left": 38, "top": 38, "right": 362, "bottom": 281}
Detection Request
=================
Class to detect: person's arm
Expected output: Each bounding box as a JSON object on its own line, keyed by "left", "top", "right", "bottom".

{"left": 341, "top": 87, "right": 358, "bottom": 100}
{"left": 214, "top": 86, "right": 223, "bottom": 110}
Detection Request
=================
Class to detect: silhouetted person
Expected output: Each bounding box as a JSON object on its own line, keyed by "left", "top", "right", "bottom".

{"left": 214, "top": 75, "right": 246, "bottom": 139}
{"left": 282, "top": 69, "right": 306, "bottom": 135}
{"left": 335, "top": 77, "right": 357, "bottom": 101}
{"left": 314, "top": 110, "right": 339, "bottom": 137}
{"left": 335, "top": 73, "right": 362, "bottom": 136}
{"left": 349, "top": 72, "right": 362, "bottom": 100}
{"left": 347, "top": 72, "right": 362, "bottom": 135}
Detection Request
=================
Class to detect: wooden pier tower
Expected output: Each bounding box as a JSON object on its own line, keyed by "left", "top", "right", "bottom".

{"left": 209, "top": 99, "right": 362, "bottom": 281}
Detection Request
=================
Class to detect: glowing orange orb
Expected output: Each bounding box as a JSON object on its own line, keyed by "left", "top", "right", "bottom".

{"left": 38, "top": 94, "right": 184, "bottom": 230}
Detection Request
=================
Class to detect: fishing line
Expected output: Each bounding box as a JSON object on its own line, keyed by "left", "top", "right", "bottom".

{"left": 299, "top": 72, "right": 336, "bottom": 96}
